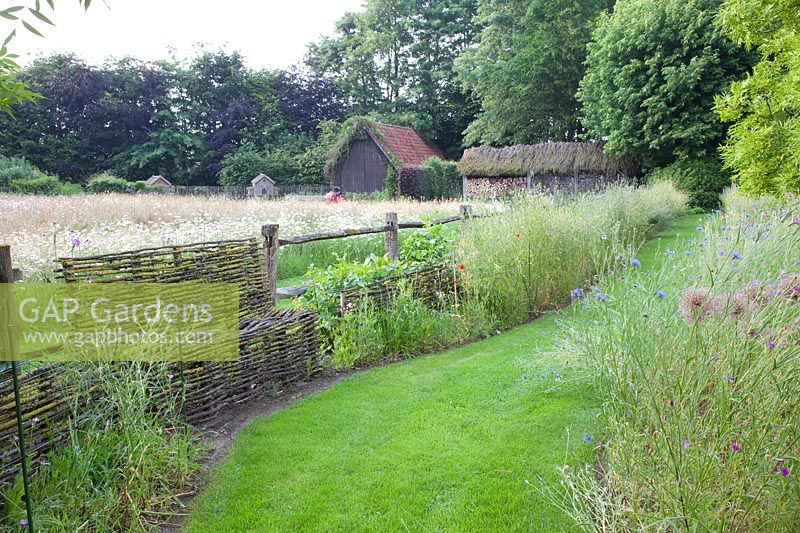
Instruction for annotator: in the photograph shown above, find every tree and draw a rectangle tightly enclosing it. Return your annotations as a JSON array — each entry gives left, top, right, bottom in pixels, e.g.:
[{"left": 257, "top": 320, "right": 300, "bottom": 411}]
[
  {"left": 578, "top": 0, "right": 753, "bottom": 170},
  {"left": 457, "top": 0, "right": 612, "bottom": 146},
  {"left": 306, "top": 0, "right": 479, "bottom": 157},
  {"left": 218, "top": 144, "right": 271, "bottom": 186},
  {"left": 714, "top": 0, "right": 800, "bottom": 194},
  {"left": 0, "top": 1, "right": 93, "bottom": 114}
]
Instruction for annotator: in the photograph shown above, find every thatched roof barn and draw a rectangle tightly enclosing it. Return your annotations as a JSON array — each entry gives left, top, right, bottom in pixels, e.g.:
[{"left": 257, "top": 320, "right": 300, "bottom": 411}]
[{"left": 457, "top": 142, "right": 638, "bottom": 197}]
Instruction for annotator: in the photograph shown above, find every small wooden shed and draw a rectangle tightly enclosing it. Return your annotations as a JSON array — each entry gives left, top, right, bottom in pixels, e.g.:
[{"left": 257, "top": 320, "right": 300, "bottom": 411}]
[
  {"left": 145, "top": 175, "right": 171, "bottom": 187},
  {"left": 326, "top": 121, "right": 444, "bottom": 194},
  {"left": 248, "top": 173, "right": 277, "bottom": 198}
]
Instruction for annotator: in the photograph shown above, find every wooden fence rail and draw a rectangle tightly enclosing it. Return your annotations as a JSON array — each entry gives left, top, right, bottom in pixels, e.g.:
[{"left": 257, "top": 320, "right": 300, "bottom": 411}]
[{"left": 271, "top": 204, "right": 480, "bottom": 302}]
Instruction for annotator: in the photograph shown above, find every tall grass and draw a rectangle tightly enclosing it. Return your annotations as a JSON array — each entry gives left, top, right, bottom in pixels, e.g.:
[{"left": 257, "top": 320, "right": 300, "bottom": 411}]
[
  {"left": 554, "top": 189, "right": 800, "bottom": 530},
  {"left": 328, "top": 183, "right": 688, "bottom": 367},
  {"left": 2, "top": 363, "right": 202, "bottom": 531},
  {"left": 459, "top": 183, "right": 688, "bottom": 328}
]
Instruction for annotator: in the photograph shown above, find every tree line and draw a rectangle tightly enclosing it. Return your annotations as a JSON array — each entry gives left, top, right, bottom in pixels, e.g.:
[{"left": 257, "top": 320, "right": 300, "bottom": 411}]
[{"left": 0, "top": 0, "right": 796, "bottom": 197}]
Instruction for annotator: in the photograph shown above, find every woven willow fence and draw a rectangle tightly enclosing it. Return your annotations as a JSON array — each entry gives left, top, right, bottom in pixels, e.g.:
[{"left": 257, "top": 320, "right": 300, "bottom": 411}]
[{"left": 0, "top": 238, "right": 321, "bottom": 486}]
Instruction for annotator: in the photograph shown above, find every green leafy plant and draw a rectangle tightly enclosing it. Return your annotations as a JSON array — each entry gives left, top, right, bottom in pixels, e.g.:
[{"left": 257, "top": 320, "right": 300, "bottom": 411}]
[
  {"left": 419, "top": 157, "right": 459, "bottom": 200},
  {"left": 10, "top": 174, "right": 82, "bottom": 195},
  {"left": 87, "top": 172, "right": 133, "bottom": 193},
  {"left": 646, "top": 156, "right": 731, "bottom": 210}
]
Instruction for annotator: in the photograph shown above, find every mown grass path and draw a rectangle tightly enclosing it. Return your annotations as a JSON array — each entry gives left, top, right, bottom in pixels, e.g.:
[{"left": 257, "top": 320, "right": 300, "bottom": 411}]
[{"left": 183, "top": 214, "right": 704, "bottom": 533}]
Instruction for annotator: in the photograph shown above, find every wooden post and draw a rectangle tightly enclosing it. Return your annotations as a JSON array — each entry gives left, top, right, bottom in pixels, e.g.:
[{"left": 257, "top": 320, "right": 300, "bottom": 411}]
[
  {"left": 462, "top": 175, "right": 468, "bottom": 201},
  {"left": 262, "top": 224, "right": 280, "bottom": 306},
  {"left": 459, "top": 204, "right": 472, "bottom": 232},
  {"left": 0, "top": 245, "right": 34, "bottom": 533},
  {"left": 384, "top": 212, "right": 399, "bottom": 261}
]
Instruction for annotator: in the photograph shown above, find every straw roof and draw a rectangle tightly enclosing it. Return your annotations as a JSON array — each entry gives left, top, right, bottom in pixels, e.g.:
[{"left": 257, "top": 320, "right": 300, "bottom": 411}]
[{"left": 457, "top": 142, "right": 639, "bottom": 178}]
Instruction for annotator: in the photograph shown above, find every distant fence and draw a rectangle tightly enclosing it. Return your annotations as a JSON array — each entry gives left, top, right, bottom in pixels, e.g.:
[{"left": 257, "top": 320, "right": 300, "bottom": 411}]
[
  {"left": 0, "top": 184, "right": 330, "bottom": 198},
  {"left": 0, "top": 204, "right": 485, "bottom": 490}
]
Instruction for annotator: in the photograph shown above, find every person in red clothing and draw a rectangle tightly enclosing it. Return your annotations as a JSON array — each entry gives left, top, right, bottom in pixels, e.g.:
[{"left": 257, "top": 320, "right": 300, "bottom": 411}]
[{"left": 324, "top": 186, "right": 345, "bottom": 203}]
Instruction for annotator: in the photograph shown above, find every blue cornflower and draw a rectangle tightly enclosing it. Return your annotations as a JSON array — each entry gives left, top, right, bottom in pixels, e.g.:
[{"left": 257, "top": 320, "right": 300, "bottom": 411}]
[
  {"left": 731, "top": 252, "right": 742, "bottom": 260},
  {"left": 582, "top": 433, "right": 594, "bottom": 444},
  {"left": 570, "top": 288, "right": 583, "bottom": 298},
  {"left": 666, "top": 249, "right": 676, "bottom": 257},
  {"left": 696, "top": 226, "right": 704, "bottom": 232},
  {"left": 717, "top": 249, "right": 726, "bottom": 257},
  {"left": 595, "top": 292, "right": 606, "bottom": 301},
  {"left": 685, "top": 251, "right": 692, "bottom": 257},
  {"left": 656, "top": 290, "right": 666, "bottom": 299},
  {"left": 725, "top": 375, "right": 735, "bottom": 384},
  {"left": 630, "top": 258, "right": 641, "bottom": 267}
]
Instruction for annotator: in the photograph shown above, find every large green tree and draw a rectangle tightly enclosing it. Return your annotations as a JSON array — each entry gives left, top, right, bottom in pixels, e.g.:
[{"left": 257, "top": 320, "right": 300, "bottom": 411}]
[
  {"left": 578, "top": 0, "right": 753, "bottom": 169},
  {"left": 714, "top": 0, "right": 800, "bottom": 194},
  {"left": 457, "top": 0, "right": 613, "bottom": 146},
  {"left": 306, "top": 0, "right": 479, "bottom": 157}
]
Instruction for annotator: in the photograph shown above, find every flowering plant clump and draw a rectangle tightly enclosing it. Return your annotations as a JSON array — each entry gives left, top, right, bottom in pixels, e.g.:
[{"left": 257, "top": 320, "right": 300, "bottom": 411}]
[{"left": 555, "top": 189, "right": 800, "bottom": 530}]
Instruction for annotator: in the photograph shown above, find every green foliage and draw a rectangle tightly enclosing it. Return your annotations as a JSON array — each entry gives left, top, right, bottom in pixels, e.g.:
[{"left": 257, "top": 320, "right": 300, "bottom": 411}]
[
  {"left": 306, "top": 0, "right": 479, "bottom": 158},
  {"left": 399, "top": 223, "right": 456, "bottom": 268},
  {"left": 10, "top": 174, "right": 81, "bottom": 195},
  {"left": 218, "top": 144, "right": 270, "bottom": 186},
  {"left": 457, "top": 0, "right": 613, "bottom": 145},
  {"left": 2, "top": 363, "right": 202, "bottom": 530},
  {"left": 87, "top": 172, "right": 132, "bottom": 193},
  {"left": 578, "top": 0, "right": 754, "bottom": 169},
  {"left": 714, "top": 0, "right": 800, "bottom": 195},
  {"left": 557, "top": 193, "right": 800, "bottom": 529},
  {"left": 419, "top": 157, "right": 459, "bottom": 199},
  {"left": 0, "top": 154, "right": 42, "bottom": 186},
  {"left": 647, "top": 157, "right": 731, "bottom": 210}
]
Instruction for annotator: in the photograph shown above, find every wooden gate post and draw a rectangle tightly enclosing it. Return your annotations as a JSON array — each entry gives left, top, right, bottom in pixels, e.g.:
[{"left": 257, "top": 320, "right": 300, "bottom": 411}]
[
  {"left": 262, "top": 224, "right": 280, "bottom": 306},
  {"left": 384, "top": 212, "right": 399, "bottom": 261}
]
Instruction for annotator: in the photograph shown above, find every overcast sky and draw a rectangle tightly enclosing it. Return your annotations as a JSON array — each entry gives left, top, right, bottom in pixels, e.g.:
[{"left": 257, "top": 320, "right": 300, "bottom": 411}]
[{"left": 10, "top": 0, "right": 364, "bottom": 69}]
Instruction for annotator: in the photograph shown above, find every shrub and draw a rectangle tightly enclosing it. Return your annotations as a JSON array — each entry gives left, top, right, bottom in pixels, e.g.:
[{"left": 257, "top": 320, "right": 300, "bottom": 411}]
[
  {"left": 10, "top": 175, "right": 82, "bottom": 195},
  {"left": 218, "top": 144, "right": 271, "bottom": 186},
  {"left": 0, "top": 156, "right": 43, "bottom": 187},
  {"left": 87, "top": 172, "right": 133, "bottom": 193},
  {"left": 646, "top": 157, "right": 731, "bottom": 210},
  {"left": 419, "top": 157, "right": 459, "bottom": 200}
]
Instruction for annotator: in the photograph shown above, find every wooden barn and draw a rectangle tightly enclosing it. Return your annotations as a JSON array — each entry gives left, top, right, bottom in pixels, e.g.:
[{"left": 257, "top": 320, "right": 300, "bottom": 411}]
[
  {"left": 457, "top": 142, "right": 640, "bottom": 198},
  {"left": 326, "top": 121, "right": 444, "bottom": 194}
]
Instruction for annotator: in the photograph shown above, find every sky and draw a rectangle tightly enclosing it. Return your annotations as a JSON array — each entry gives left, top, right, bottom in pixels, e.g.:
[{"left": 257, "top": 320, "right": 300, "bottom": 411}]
[{"left": 9, "top": 0, "right": 364, "bottom": 69}]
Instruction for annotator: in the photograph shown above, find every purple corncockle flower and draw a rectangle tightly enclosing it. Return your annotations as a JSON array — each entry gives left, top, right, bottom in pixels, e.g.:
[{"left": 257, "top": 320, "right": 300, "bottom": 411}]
[
  {"left": 731, "top": 441, "right": 741, "bottom": 453},
  {"left": 656, "top": 290, "right": 666, "bottom": 299},
  {"left": 792, "top": 215, "right": 800, "bottom": 226},
  {"left": 768, "top": 342, "right": 777, "bottom": 349},
  {"left": 582, "top": 433, "right": 594, "bottom": 444},
  {"left": 731, "top": 252, "right": 742, "bottom": 260},
  {"left": 20, "top": 518, "right": 28, "bottom": 526},
  {"left": 70, "top": 235, "right": 81, "bottom": 248},
  {"left": 780, "top": 467, "right": 790, "bottom": 477},
  {"left": 682, "top": 439, "right": 690, "bottom": 450},
  {"left": 630, "top": 258, "right": 641, "bottom": 267},
  {"left": 571, "top": 288, "right": 583, "bottom": 298}
]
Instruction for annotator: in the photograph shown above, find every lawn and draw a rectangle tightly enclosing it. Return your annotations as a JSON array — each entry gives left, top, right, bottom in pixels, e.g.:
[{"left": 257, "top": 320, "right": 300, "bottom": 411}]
[{"left": 182, "top": 213, "right": 704, "bottom": 532}]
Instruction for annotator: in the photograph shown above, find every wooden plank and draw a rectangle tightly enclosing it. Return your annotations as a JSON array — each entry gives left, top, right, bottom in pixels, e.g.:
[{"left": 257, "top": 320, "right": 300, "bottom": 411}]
[
  {"left": 276, "top": 285, "right": 309, "bottom": 301},
  {"left": 262, "top": 224, "right": 280, "bottom": 306},
  {"left": 279, "top": 225, "right": 388, "bottom": 246},
  {"left": 384, "top": 212, "right": 398, "bottom": 261}
]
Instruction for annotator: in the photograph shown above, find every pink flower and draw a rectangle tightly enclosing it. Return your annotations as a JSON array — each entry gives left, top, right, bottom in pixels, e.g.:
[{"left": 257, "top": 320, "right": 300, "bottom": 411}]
[
  {"left": 731, "top": 441, "right": 740, "bottom": 453},
  {"left": 781, "top": 467, "right": 790, "bottom": 477}
]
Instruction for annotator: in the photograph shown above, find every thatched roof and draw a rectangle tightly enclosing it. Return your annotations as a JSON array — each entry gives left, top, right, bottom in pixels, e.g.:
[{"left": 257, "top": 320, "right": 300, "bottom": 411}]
[{"left": 457, "top": 142, "right": 639, "bottom": 178}]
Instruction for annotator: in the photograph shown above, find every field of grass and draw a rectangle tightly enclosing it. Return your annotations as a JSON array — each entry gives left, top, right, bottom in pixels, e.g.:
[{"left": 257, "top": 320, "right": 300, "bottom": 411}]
[
  {"left": 182, "top": 213, "right": 702, "bottom": 532},
  {"left": 0, "top": 193, "right": 486, "bottom": 281}
]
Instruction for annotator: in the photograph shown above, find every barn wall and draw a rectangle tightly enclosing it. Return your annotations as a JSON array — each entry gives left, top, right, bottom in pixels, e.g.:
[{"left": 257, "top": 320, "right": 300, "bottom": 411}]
[{"left": 333, "top": 139, "right": 389, "bottom": 193}]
